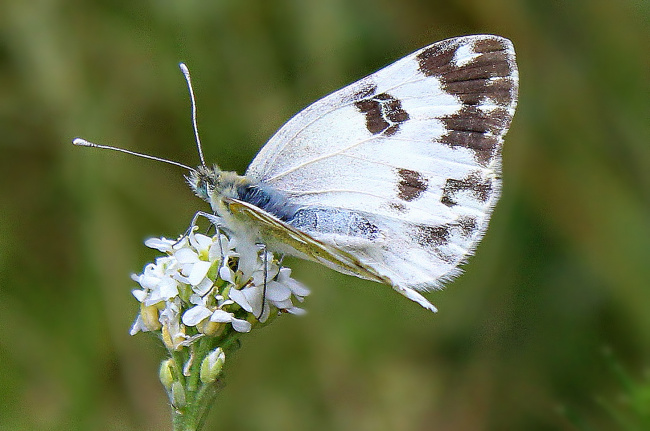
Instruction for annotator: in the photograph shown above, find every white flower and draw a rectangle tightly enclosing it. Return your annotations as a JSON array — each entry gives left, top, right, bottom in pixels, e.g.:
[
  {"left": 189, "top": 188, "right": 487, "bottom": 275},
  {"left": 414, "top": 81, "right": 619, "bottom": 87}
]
[
  {"left": 129, "top": 314, "right": 148, "bottom": 336},
  {"left": 183, "top": 296, "right": 252, "bottom": 333},
  {"left": 273, "top": 267, "right": 310, "bottom": 314},
  {"left": 144, "top": 237, "right": 176, "bottom": 253},
  {"left": 210, "top": 309, "right": 251, "bottom": 333},
  {"left": 131, "top": 257, "right": 181, "bottom": 307},
  {"left": 229, "top": 265, "right": 310, "bottom": 321},
  {"left": 130, "top": 225, "right": 310, "bottom": 347},
  {"left": 182, "top": 305, "right": 213, "bottom": 326},
  {"left": 174, "top": 247, "right": 210, "bottom": 285}
]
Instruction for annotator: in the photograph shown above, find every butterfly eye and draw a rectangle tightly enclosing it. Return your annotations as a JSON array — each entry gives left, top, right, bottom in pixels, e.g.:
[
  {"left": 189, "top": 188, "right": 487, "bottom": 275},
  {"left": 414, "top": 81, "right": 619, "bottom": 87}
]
[
  {"left": 190, "top": 167, "right": 218, "bottom": 201},
  {"left": 198, "top": 179, "right": 215, "bottom": 201},
  {"left": 188, "top": 171, "right": 210, "bottom": 201},
  {"left": 196, "top": 183, "right": 208, "bottom": 199}
]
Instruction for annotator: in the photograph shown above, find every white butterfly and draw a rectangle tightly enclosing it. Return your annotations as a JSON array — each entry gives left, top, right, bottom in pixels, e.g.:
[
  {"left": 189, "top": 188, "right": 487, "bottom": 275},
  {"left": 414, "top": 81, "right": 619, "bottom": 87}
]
[{"left": 77, "top": 35, "right": 518, "bottom": 312}]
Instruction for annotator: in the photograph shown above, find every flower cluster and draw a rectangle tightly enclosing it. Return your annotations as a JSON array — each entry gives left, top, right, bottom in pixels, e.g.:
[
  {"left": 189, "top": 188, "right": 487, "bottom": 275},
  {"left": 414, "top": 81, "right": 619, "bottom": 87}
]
[
  {"left": 129, "top": 226, "right": 310, "bottom": 428},
  {"left": 130, "top": 227, "right": 310, "bottom": 350}
]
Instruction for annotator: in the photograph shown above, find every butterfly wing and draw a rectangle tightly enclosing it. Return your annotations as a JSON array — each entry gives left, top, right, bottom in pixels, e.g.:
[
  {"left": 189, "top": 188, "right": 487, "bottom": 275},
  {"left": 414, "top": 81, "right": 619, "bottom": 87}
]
[
  {"left": 223, "top": 197, "right": 437, "bottom": 311},
  {"left": 245, "top": 35, "right": 518, "bottom": 300}
]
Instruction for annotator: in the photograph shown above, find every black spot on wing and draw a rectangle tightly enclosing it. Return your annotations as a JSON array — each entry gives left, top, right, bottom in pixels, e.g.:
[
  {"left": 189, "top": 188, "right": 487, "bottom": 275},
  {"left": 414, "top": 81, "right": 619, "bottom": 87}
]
[
  {"left": 352, "top": 82, "right": 377, "bottom": 100},
  {"left": 416, "top": 36, "right": 517, "bottom": 107},
  {"left": 440, "top": 173, "right": 493, "bottom": 207},
  {"left": 389, "top": 202, "right": 407, "bottom": 213},
  {"left": 439, "top": 106, "right": 512, "bottom": 165},
  {"left": 416, "top": 44, "right": 456, "bottom": 77},
  {"left": 414, "top": 224, "right": 455, "bottom": 263},
  {"left": 457, "top": 216, "right": 479, "bottom": 237},
  {"left": 355, "top": 92, "right": 409, "bottom": 136},
  {"left": 418, "top": 224, "right": 451, "bottom": 247},
  {"left": 415, "top": 216, "right": 480, "bottom": 263},
  {"left": 396, "top": 168, "right": 428, "bottom": 202}
]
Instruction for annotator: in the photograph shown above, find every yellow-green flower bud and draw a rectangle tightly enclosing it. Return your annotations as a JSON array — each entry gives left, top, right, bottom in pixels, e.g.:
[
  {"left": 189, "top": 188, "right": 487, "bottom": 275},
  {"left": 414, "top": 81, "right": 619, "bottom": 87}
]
[
  {"left": 200, "top": 347, "right": 225, "bottom": 384},
  {"left": 159, "top": 359, "right": 175, "bottom": 390},
  {"left": 201, "top": 320, "right": 226, "bottom": 337},
  {"left": 162, "top": 323, "right": 187, "bottom": 351},
  {"left": 141, "top": 303, "right": 161, "bottom": 331}
]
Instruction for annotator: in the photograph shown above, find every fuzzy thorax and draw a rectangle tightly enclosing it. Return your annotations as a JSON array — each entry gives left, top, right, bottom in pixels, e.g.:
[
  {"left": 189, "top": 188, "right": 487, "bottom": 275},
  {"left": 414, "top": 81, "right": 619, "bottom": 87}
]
[{"left": 187, "top": 165, "right": 299, "bottom": 224}]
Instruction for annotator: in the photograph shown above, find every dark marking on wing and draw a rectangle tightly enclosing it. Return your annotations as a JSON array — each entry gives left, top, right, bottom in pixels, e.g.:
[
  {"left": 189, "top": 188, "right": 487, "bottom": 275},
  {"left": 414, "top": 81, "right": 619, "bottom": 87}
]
[
  {"left": 396, "top": 168, "right": 428, "bottom": 202},
  {"left": 439, "top": 106, "right": 511, "bottom": 165},
  {"left": 415, "top": 224, "right": 456, "bottom": 263},
  {"left": 352, "top": 82, "right": 377, "bottom": 101},
  {"left": 440, "top": 173, "right": 492, "bottom": 207},
  {"left": 416, "top": 37, "right": 516, "bottom": 106},
  {"left": 355, "top": 92, "right": 409, "bottom": 136},
  {"left": 389, "top": 202, "right": 407, "bottom": 213},
  {"left": 415, "top": 216, "right": 480, "bottom": 263},
  {"left": 418, "top": 224, "right": 451, "bottom": 247},
  {"left": 457, "top": 216, "right": 478, "bottom": 236}
]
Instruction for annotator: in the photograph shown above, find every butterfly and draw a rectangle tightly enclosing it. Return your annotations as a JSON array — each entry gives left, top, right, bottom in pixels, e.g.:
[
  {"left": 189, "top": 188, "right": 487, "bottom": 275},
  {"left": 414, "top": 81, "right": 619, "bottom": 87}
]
[{"left": 76, "top": 35, "right": 518, "bottom": 312}]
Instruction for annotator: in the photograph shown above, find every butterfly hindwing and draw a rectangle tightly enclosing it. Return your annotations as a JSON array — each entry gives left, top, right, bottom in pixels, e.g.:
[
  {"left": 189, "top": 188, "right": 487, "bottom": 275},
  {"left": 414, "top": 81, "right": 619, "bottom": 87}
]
[
  {"left": 223, "top": 197, "right": 387, "bottom": 282},
  {"left": 223, "top": 197, "right": 438, "bottom": 310}
]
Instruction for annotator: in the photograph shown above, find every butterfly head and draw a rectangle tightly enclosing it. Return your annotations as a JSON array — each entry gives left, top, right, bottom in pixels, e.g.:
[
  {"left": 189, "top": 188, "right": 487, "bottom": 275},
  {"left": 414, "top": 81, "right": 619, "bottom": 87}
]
[{"left": 187, "top": 165, "right": 244, "bottom": 205}]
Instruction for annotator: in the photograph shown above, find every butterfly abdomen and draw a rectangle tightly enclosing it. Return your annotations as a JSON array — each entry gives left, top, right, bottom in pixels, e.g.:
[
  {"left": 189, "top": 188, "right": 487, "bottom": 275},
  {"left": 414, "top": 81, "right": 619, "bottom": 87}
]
[
  {"left": 288, "top": 208, "right": 381, "bottom": 242},
  {"left": 235, "top": 179, "right": 382, "bottom": 244}
]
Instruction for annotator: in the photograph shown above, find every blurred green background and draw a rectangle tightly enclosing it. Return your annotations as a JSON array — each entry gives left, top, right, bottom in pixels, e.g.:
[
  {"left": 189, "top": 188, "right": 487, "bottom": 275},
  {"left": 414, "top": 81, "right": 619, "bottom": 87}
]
[{"left": 1, "top": 0, "right": 649, "bottom": 430}]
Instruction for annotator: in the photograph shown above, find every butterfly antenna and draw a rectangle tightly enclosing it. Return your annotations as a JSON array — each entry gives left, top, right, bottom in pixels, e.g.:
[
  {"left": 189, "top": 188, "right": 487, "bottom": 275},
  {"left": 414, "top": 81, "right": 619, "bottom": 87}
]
[
  {"left": 72, "top": 138, "right": 194, "bottom": 171},
  {"left": 179, "top": 63, "right": 206, "bottom": 167}
]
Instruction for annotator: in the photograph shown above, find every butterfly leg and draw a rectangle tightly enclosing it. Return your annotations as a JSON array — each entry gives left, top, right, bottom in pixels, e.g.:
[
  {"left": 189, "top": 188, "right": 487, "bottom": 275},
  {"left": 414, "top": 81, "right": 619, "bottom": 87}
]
[
  {"left": 190, "top": 211, "right": 233, "bottom": 276},
  {"left": 256, "top": 243, "right": 269, "bottom": 320},
  {"left": 174, "top": 211, "right": 223, "bottom": 247},
  {"left": 204, "top": 222, "right": 216, "bottom": 237},
  {"left": 191, "top": 210, "right": 223, "bottom": 230},
  {"left": 215, "top": 226, "right": 226, "bottom": 266}
]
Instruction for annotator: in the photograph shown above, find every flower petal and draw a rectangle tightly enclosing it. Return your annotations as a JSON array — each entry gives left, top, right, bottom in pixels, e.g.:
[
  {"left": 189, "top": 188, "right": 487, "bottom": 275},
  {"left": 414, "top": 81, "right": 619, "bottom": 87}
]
[
  {"left": 158, "top": 277, "right": 180, "bottom": 299},
  {"left": 145, "top": 237, "right": 175, "bottom": 253},
  {"left": 270, "top": 298, "right": 293, "bottom": 310},
  {"left": 231, "top": 318, "right": 252, "bottom": 333},
  {"left": 219, "top": 266, "right": 235, "bottom": 283},
  {"left": 138, "top": 274, "right": 160, "bottom": 290},
  {"left": 278, "top": 268, "right": 311, "bottom": 297},
  {"left": 182, "top": 306, "right": 212, "bottom": 326},
  {"left": 175, "top": 248, "right": 199, "bottom": 264},
  {"left": 193, "top": 277, "right": 213, "bottom": 296},
  {"left": 228, "top": 288, "right": 252, "bottom": 312},
  {"left": 266, "top": 281, "right": 291, "bottom": 301},
  {"left": 192, "top": 233, "right": 213, "bottom": 253},
  {"left": 189, "top": 293, "right": 203, "bottom": 305},
  {"left": 188, "top": 260, "right": 212, "bottom": 286},
  {"left": 131, "top": 289, "right": 147, "bottom": 302},
  {"left": 286, "top": 307, "right": 307, "bottom": 316},
  {"left": 210, "top": 309, "right": 234, "bottom": 323},
  {"left": 129, "top": 315, "right": 147, "bottom": 335}
]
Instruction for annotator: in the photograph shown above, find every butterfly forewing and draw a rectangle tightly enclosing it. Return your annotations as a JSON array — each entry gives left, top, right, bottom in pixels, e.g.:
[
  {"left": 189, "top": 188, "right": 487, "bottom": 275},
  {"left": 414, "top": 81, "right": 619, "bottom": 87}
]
[{"left": 245, "top": 35, "right": 518, "bottom": 295}]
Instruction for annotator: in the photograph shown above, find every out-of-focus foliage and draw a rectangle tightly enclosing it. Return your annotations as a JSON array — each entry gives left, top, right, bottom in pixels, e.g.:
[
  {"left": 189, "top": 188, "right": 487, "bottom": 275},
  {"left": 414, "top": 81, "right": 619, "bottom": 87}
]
[{"left": 0, "top": 1, "right": 648, "bottom": 430}]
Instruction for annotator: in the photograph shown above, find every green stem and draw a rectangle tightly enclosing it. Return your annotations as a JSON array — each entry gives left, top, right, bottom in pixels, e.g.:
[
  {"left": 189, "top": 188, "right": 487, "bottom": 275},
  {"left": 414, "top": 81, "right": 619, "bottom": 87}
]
[
  {"left": 170, "top": 374, "right": 223, "bottom": 431},
  {"left": 170, "top": 335, "right": 233, "bottom": 431}
]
